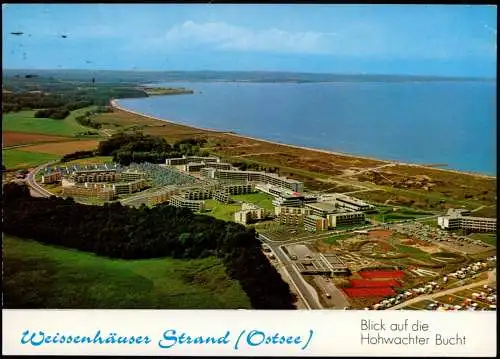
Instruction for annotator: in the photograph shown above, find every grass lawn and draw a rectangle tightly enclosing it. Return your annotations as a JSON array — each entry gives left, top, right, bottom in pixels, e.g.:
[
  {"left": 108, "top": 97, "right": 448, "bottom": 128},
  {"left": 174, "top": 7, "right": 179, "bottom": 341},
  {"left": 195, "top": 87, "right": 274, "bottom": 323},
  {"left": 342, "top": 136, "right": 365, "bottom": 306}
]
[
  {"left": 233, "top": 192, "right": 275, "bottom": 211},
  {"left": 325, "top": 233, "right": 352, "bottom": 244},
  {"left": 2, "top": 235, "right": 251, "bottom": 309},
  {"left": 203, "top": 199, "right": 241, "bottom": 222},
  {"left": 2, "top": 149, "right": 60, "bottom": 170},
  {"left": 395, "top": 244, "right": 431, "bottom": 260},
  {"left": 2, "top": 107, "right": 95, "bottom": 137}
]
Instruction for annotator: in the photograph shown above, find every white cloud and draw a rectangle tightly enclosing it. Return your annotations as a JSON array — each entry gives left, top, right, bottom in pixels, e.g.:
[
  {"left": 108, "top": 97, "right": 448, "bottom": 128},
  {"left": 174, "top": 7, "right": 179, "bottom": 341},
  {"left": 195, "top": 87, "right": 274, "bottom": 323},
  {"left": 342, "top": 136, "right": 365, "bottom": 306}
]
[
  {"left": 125, "top": 20, "right": 496, "bottom": 60},
  {"left": 159, "top": 21, "right": 337, "bottom": 54}
]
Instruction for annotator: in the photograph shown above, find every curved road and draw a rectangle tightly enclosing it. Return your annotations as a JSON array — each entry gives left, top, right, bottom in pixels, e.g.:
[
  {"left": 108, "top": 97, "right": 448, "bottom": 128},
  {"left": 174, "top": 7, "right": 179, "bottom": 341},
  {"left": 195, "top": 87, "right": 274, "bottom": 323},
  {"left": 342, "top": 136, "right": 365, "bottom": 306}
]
[
  {"left": 26, "top": 162, "right": 58, "bottom": 198},
  {"left": 259, "top": 233, "right": 322, "bottom": 309}
]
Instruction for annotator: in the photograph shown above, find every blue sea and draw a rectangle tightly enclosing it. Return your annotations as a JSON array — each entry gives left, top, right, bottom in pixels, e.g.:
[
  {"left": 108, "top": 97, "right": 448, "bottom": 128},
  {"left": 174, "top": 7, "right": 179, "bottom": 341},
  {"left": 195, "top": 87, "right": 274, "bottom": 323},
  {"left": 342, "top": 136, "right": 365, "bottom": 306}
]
[{"left": 117, "top": 81, "right": 496, "bottom": 175}]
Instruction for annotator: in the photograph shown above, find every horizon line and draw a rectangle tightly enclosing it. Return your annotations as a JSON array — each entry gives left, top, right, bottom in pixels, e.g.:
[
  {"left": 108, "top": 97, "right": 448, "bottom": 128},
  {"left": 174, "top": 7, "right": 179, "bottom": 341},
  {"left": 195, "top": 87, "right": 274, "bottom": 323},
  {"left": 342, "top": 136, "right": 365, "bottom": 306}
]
[{"left": 2, "top": 68, "right": 496, "bottom": 81}]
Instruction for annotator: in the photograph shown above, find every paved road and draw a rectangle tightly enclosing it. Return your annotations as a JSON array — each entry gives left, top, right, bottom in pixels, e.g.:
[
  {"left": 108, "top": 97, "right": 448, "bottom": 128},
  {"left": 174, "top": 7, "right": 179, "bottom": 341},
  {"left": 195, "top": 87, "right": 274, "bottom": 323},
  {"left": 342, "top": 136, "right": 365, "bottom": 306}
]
[
  {"left": 391, "top": 271, "right": 496, "bottom": 310},
  {"left": 259, "top": 233, "right": 322, "bottom": 309},
  {"left": 26, "top": 162, "right": 57, "bottom": 198}
]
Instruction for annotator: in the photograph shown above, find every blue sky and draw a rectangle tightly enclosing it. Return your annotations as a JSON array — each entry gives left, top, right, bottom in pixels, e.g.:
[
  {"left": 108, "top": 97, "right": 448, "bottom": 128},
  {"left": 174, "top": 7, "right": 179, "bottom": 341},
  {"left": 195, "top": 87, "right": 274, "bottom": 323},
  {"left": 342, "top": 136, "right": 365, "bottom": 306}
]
[{"left": 2, "top": 4, "right": 497, "bottom": 77}]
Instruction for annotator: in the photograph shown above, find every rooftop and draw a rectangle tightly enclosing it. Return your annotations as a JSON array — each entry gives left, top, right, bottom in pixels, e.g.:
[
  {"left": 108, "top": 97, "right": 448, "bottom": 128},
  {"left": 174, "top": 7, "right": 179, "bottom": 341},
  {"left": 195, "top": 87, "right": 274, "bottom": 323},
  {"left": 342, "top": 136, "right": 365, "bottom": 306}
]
[{"left": 305, "top": 201, "right": 337, "bottom": 212}]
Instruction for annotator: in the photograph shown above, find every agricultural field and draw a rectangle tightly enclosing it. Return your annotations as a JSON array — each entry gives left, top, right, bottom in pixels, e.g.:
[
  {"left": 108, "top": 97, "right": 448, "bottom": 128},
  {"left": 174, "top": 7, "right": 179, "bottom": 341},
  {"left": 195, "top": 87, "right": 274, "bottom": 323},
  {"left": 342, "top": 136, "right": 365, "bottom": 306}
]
[
  {"left": 2, "top": 148, "right": 60, "bottom": 170},
  {"left": 2, "top": 107, "right": 96, "bottom": 137},
  {"left": 20, "top": 140, "right": 100, "bottom": 155},
  {"left": 3, "top": 235, "right": 251, "bottom": 309},
  {"left": 232, "top": 192, "right": 275, "bottom": 211},
  {"left": 3, "top": 131, "right": 70, "bottom": 147},
  {"left": 203, "top": 199, "right": 241, "bottom": 222}
]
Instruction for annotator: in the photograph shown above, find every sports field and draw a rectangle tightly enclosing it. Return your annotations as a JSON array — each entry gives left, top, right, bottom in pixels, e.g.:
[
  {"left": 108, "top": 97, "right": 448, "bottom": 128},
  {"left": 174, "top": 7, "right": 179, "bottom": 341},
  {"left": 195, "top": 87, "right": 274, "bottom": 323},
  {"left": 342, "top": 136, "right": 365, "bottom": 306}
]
[{"left": 3, "top": 235, "right": 251, "bottom": 309}]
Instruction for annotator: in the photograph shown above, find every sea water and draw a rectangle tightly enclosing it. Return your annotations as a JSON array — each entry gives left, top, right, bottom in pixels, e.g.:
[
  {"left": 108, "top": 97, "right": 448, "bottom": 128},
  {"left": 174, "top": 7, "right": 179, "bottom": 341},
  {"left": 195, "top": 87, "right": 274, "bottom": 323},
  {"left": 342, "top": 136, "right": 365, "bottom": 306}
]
[{"left": 117, "top": 81, "right": 496, "bottom": 175}]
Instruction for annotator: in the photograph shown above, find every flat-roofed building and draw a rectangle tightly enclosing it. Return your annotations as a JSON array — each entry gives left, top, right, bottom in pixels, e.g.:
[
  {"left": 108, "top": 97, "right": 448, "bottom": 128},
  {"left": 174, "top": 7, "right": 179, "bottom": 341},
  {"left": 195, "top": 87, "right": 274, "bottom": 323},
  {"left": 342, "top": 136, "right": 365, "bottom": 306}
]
[
  {"left": 120, "top": 170, "right": 147, "bottom": 182},
  {"left": 62, "top": 178, "right": 76, "bottom": 188},
  {"left": 272, "top": 196, "right": 303, "bottom": 207},
  {"left": 181, "top": 189, "right": 213, "bottom": 201},
  {"left": 213, "top": 190, "right": 232, "bottom": 203},
  {"left": 183, "top": 162, "right": 208, "bottom": 173},
  {"left": 276, "top": 213, "right": 307, "bottom": 225},
  {"left": 212, "top": 169, "right": 304, "bottom": 192},
  {"left": 41, "top": 171, "right": 61, "bottom": 184},
  {"left": 222, "top": 183, "right": 253, "bottom": 195},
  {"left": 305, "top": 202, "right": 337, "bottom": 217},
  {"left": 438, "top": 211, "right": 496, "bottom": 232},
  {"left": 234, "top": 204, "right": 263, "bottom": 225},
  {"left": 274, "top": 206, "right": 312, "bottom": 216},
  {"left": 112, "top": 179, "right": 147, "bottom": 195},
  {"left": 327, "top": 211, "right": 365, "bottom": 228},
  {"left": 169, "top": 194, "right": 206, "bottom": 212},
  {"left": 62, "top": 185, "right": 116, "bottom": 201},
  {"left": 69, "top": 169, "right": 118, "bottom": 183},
  {"left": 200, "top": 167, "right": 217, "bottom": 179},
  {"left": 304, "top": 215, "right": 328, "bottom": 232},
  {"left": 147, "top": 186, "right": 178, "bottom": 206},
  {"left": 334, "top": 194, "right": 374, "bottom": 212},
  {"left": 165, "top": 155, "right": 219, "bottom": 166}
]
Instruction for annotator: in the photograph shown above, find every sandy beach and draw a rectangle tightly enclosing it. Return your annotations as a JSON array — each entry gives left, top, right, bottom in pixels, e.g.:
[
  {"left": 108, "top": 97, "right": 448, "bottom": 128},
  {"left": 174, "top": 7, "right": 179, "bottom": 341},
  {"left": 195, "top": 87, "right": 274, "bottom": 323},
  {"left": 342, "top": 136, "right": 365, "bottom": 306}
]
[{"left": 110, "top": 99, "right": 495, "bottom": 179}]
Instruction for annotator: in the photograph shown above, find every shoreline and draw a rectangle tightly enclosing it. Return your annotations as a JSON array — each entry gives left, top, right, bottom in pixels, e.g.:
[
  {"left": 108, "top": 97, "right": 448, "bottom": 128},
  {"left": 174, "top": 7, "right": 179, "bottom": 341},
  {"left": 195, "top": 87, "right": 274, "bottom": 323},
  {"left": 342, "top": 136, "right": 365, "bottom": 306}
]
[{"left": 110, "top": 99, "right": 496, "bottom": 180}]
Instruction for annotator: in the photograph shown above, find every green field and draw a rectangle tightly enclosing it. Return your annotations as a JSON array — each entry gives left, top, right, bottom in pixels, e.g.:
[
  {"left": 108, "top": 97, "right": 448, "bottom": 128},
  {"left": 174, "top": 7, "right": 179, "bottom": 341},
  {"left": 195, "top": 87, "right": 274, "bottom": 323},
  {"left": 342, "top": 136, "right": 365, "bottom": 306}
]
[
  {"left": 3, "top": 235, "right": 251, "bottom": 309},
  {"left": 2, "top": 107, "right": 95, "bottom": 137},
  {"left": 2, "top": 149, "right": 60, "bottom": 169},
  {"left": 203, "top": 199, "right": 241, "bottom": 222},
  {"left": 369, "top": 205, "right": 433, "bottom": 223},
  {"left": 395, "top": 244, "right": 431, "bottom": 260},
  {"left": 233, "top": 192, "right": 275, "bottom": 211},
  {"left": 325, "top": 233, "right": 352, "bottom": 244}
]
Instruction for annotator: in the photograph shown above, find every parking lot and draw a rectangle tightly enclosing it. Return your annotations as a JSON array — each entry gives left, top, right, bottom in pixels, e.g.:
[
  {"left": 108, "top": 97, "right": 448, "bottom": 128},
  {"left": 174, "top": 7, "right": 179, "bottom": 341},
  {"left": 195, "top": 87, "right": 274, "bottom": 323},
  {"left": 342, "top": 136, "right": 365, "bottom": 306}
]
[{"left": 391, "top": 222, "right": 493, "bottom": 254}]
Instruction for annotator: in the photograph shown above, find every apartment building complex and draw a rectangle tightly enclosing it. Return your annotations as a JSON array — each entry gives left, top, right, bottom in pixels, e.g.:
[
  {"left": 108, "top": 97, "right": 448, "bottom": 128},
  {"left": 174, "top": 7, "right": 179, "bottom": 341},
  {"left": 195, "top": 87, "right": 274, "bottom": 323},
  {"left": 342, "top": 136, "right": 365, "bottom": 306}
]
[
  {"left": 165, "top": 155, "right": 220, "bottom": 166},
  {"left": 69, "top": 169, "right": 118, "bottom": 183},
  {"left": 183, "top": 161, "right": 233, "bottom": 173},
  {"left": 201, "top": 168, "right": 304, "bottom": 192},
  {"left": 234, "top": 203, "right": 263, "bottom": 225},
  {"left": 120, "top": 170, "right": 147, "bottom": 182},
  {"left": 274, "top": 206, "right": 312, "bottom": 225},
  {"left": 62, "top": 186, "right": 116, "bottom": 201},
  {"left": 327, "top": 211, "right": 366, "bottom": 228},
  {"left": 304, "top": 215, "right": 329, "bottom": 232},
  {"left": 305, "top": 202, "right": 337, "bottom": 217},
  {"left": 213, "top": 190, "right": 232, "bottom": 204},
  {"left": 169, "top": 195, "right": 206, "bottom": 212},
  {"left": 113, "top": 179, "right": 147, "bottom": 195},
  {"left": 334, "top": 194, "right": 374, "bottom": 212},
  {"left": 438, "top": 211, "right": 497, "bottom": 232},
  {"left": 41, "top": 171, "right": 62, "bottom": 184}
]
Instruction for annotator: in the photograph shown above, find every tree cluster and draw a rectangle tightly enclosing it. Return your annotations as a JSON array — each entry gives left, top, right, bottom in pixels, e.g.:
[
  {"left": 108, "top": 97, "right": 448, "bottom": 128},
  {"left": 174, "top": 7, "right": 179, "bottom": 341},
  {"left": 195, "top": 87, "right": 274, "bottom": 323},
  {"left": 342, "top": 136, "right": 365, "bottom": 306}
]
[
  {"left": 2, "top": 183, "right": 295, "bottom": 309},
  {"left": 34, "top": 107, "right": 71, "bottom": 120},
  {"left": 61, "top": 150, "right": 96, "bottom": 162},
  {"left": 232, "top": 161, "right": 279, "bottom": 173},
  {"left": 97, "top": 133, "right": 209, "bottom": 166}
]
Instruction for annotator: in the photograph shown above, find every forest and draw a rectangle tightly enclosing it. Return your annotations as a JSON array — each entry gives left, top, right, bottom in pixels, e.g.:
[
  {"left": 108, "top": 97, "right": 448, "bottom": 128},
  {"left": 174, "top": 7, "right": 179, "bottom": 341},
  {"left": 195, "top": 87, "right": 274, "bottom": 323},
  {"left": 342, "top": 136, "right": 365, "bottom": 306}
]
[
  {"left": 97, "top": 133, "right": 209, "bottom": 165},
  {"left": 2, "top": 182, "right": 295, "bottom": 309}
]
